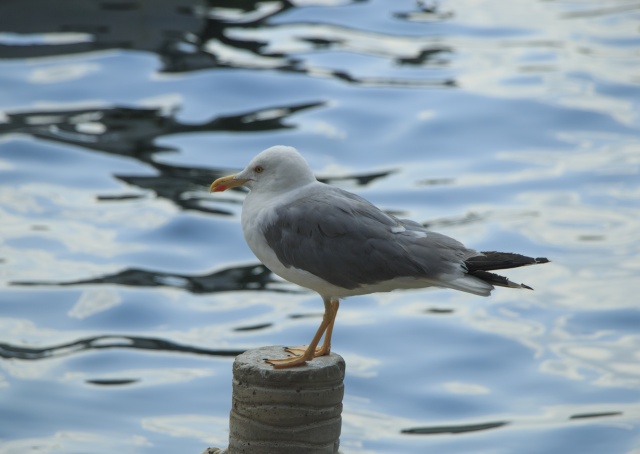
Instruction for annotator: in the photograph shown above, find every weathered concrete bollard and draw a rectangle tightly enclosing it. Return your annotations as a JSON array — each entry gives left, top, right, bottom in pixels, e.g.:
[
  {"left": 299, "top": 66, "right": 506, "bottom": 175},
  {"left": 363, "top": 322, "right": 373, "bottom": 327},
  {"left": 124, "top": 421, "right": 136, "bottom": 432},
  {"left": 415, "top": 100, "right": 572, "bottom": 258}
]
[{"left": 203, "top": 346, "right": 345, "bottom": 454}]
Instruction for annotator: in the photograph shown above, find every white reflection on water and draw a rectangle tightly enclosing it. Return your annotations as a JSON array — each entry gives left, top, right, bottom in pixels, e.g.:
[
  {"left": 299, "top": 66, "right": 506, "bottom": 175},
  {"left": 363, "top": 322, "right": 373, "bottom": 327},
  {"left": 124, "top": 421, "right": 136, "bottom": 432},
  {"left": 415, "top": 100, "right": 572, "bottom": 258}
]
[
  {"left": 342, "top": 353, "right": 381, "bottom": 379},
  {"left": 457, "top": 132, "right": 640, "bottom": 188},
  {"left": 468, "top": 280, "right": 640, "bottom": 389},
  {"left": 227, "top": 23, "right": 443, "bottom": 60},
  {"left": 204, "top": 39, "right": 288, "bottom": 68},
  {"left": 141, "top": 415, "right": 229, "bottom": 446},
  {"left": 544, "top": 333, "right": 640, "bottom": 389},
  {"left": 0, "top": 32, "right": 93, "bottom": 46},
  {"left": 442, "top": 381, "right": 491, "bottom": 395},
  {"left": 0, "top": 432, "right": 152, "bottom": 454},
  {"left": 307, "top": 120, "right": 349, "bottom": 139},
  {"left": 0, "top": 182, "right": 172, "bottom": 283},
  {"left": 209, "top": 1, "right": 283, "bottom": 22},
  {"left": 452, "top": 130, "right": 640, "bottom": 389},
  {"left": 0, "top": 318, "right": 61, "bottom": 348},
  {"left": 517, "top": 194, "right": 638, "bottom": 250},
  {"left": 68, "top": 288, "right": 122, "bottom": 319},
  {"left": 451, "top": 0, "right": 640, "bottom": 125},
  {"left": 341, "top": 397, "right": 416, "bottom": 452},
  {"left": 29, "top": 62, "right": 101, "bottom": 84}
]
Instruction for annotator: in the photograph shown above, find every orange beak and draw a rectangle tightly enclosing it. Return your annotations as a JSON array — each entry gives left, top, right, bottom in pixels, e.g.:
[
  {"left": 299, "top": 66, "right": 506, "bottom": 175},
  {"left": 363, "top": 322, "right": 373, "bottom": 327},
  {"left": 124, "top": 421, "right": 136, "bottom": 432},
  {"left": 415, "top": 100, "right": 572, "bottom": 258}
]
[{"left": 209, "top": 174, "right": 249, "bottom": 193}]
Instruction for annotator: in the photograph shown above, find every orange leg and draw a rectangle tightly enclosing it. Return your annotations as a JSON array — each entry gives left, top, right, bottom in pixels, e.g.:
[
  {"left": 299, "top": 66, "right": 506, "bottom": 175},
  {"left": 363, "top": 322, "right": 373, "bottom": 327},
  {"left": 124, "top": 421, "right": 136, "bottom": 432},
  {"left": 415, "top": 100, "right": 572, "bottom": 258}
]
[
  {"left": 312, "top": 299, "right": 339, "bottom": 357},
  {"left": 285, "top": 299, "right": 339, "bottom": 357},
  {"left": 266, "top": 297, "right": 339, "bottom": 369}
]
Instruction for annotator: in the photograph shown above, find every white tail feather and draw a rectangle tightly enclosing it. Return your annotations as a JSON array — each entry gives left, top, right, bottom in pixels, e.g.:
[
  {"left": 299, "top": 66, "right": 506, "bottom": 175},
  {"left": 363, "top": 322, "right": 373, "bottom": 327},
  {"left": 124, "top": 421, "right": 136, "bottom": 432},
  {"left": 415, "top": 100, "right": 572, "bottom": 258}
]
[{"left": 442, "top": 275, "right": 494, "bottom": 297}]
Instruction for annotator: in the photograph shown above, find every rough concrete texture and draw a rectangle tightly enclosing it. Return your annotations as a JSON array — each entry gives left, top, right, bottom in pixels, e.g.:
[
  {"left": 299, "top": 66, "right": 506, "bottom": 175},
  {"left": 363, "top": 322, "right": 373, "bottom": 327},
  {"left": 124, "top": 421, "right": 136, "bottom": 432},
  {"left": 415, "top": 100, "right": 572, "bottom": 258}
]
[{"left": 221, "top": 346, "right": 346, "bottom": 454}]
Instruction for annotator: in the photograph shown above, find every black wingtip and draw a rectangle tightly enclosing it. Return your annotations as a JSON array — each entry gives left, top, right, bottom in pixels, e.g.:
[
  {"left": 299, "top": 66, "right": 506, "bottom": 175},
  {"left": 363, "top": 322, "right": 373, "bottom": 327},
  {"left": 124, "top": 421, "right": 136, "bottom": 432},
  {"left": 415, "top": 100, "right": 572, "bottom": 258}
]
[
  {"left": 521, "top": 283, "right": 534, "bottom": 290},
  {"left": 467, "top": 252, "right": 550, "bottom": 272}
]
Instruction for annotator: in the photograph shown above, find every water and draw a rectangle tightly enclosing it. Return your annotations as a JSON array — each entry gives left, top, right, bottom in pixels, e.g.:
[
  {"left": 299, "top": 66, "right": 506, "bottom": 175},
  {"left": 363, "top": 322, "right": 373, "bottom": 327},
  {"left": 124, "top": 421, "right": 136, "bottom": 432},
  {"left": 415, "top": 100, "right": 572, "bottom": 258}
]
[{"left": 1, "top": 0, "right": 639, "bottom": 453}]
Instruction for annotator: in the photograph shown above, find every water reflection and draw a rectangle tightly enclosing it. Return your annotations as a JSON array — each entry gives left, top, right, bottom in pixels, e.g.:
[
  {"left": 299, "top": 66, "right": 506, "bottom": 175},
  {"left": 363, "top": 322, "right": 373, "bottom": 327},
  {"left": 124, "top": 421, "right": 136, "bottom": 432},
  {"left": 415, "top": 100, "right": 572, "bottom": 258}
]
[
  {"left": 393, "top": 1, "right": 454, "bottom": 22},
  {"left": 400, "top": 410, "right": 626, "bottom": 436},
  {"left": 12, "top": 263, "right": 288, "bottom": 294},
  {"left": 0, "top": 0, "right": 455, "bottom": 86},
  {"left": 560, "top": 3, "right": 640, "bottom": 19},
  {"left": 2, "top": 102, "right": 324, "bottom": 161},
  {"left": 1, "top": 101, "right": 323, "bottom": 214},
  {"left": 320, "top": 169, "right": 395, "bottom": 188},
  {"left": 0, "top": 432, "right": 155, "bottom": 454},
  {"left": 1, "top": 99, "right": 394, "bottom": 216},
  {"left": 0, "top": 334, "right": 244, "bottom": 361},
  {"left": 86, "top": 378, "right": 139, "bottom": 386},
  {"left": 0, "top": 0, "right": 206, "bottom": 61},
  {"left": 402, "top": 420, "right": 509, "bottom": 435}
]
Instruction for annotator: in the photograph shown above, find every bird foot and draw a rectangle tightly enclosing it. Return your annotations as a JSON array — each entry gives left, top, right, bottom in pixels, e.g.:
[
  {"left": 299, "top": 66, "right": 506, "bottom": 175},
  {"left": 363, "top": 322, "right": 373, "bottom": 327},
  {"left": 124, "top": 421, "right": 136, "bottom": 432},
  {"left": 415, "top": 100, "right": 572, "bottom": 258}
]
[
  {"left": 265, "top": 354, "right": 310, "bottom": 369},
  {"left": 285, "top": 344, "right": 330, "bottom": 357},
  {"left": 265, "top": 344, "right": 330, "bottom": 369}
]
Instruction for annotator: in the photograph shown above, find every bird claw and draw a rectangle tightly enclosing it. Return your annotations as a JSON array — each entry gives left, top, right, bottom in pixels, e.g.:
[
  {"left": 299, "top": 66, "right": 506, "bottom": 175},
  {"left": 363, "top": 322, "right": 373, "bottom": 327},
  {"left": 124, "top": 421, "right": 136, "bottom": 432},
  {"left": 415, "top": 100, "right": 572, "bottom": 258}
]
[
  {"left": 265, "top": 351, "right": 310, "bottom": 369},
  {"left": 264, "top": 344, "right": 331, "bottom": 369},
  {"left": 286, "top": 344, "right": 330, "bottom": 357},
  {"left": 284, "top": 345, "right": 310, "bottom": 356}
]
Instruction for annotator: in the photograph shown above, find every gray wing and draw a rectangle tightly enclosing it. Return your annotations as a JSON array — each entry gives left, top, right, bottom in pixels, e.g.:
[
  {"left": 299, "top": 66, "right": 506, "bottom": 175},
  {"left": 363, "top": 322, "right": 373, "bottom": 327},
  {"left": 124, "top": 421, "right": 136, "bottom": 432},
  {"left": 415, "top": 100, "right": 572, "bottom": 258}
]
[{"left": 261, "top": 185, "right": 477, "bottom": 290}]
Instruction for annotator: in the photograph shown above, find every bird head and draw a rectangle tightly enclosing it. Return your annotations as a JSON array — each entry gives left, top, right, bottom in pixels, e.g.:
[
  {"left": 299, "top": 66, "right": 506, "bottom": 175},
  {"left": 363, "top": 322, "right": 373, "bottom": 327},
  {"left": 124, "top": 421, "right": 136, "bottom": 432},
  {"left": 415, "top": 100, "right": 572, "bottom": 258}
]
[{"left": 209, "top": 145, "right": 316, "bottom": 194}]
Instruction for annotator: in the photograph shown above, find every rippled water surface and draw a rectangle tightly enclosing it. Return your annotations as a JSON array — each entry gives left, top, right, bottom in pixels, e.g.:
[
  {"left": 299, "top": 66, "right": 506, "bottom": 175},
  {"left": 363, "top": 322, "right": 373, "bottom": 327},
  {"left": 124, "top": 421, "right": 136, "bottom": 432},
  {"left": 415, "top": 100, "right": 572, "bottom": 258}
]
[{"left": 1, "top": 1, "right": 640, "bottom": 453}]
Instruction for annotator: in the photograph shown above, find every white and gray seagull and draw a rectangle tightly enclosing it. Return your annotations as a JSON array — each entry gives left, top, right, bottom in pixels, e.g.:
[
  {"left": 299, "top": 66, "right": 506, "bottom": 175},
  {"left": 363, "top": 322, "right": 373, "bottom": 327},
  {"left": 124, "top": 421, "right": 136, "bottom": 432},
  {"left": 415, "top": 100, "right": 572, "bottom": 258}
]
[{"left": 210, "top": 145, "right": 549, "bottom": 368}]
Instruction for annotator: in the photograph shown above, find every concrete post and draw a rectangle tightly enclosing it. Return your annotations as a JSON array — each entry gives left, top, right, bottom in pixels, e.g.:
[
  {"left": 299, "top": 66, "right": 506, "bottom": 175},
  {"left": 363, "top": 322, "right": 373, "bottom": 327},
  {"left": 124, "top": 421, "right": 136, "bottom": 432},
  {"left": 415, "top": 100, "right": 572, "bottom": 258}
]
[{"left": 203, "top": 346, "right": 345, "bottom": 454}]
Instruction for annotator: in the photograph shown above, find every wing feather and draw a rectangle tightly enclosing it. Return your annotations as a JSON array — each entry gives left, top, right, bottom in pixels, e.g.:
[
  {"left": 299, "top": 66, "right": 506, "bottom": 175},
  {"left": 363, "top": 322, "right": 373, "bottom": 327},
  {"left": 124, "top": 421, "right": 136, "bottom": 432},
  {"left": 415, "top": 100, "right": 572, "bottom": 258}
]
[{"left": 261, "top": 185, "right": 476, "bottom": 290}]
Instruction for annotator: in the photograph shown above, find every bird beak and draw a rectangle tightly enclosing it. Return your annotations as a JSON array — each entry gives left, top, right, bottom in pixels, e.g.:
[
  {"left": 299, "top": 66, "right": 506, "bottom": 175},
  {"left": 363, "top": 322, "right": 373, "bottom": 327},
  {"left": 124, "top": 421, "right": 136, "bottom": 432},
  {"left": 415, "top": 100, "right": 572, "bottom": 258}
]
[{"left": 209, "top": 174, "right": 249, "bottom": 192}]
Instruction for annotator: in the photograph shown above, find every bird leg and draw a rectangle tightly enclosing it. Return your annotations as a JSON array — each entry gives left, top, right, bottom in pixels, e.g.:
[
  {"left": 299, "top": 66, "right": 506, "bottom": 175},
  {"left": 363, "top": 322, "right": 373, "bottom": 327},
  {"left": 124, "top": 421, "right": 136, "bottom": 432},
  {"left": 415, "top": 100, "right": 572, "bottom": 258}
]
[
  {"left": 312, "top": 299, "right": 339, "bottom": 357},
  {"left": 266, "top": 297, "right": 338, "bottom": 369},
  {"left": 284, "top": 299, "right": 340, "bottom": 357}
]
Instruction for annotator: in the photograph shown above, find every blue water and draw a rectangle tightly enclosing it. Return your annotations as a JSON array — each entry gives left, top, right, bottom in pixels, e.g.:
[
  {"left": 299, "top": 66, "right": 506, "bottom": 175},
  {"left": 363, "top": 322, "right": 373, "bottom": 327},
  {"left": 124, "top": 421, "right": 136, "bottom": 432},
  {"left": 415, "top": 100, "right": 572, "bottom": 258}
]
[{"left": 1, "top": 1, "right": 640, "bottom": 453}]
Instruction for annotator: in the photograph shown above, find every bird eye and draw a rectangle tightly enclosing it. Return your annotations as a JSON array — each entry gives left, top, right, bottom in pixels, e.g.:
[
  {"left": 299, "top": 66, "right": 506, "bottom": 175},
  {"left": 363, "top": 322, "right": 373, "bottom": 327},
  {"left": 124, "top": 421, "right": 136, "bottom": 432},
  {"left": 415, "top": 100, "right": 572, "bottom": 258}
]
[{"left": 254, "top": 165, "right": 264, "bottom": 173}]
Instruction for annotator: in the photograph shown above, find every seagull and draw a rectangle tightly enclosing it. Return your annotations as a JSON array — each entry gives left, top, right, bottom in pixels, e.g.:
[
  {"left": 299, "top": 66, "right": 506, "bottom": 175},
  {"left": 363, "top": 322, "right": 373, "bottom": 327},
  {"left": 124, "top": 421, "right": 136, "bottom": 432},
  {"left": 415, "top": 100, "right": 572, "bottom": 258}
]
[{"left": 210, "top": 145, "right": 549, "bottom": 368}]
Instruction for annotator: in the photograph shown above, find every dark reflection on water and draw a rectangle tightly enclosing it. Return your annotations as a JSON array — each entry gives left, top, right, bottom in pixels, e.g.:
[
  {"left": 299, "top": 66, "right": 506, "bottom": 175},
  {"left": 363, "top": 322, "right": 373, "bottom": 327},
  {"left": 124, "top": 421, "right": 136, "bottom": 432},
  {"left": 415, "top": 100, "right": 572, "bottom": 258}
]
[
  {"left": 393, "top": 1, "right": 454, "bottom": 22},
  {"left": 560, "top": 3, "right": 640, "bottom": 19},
  {"left": 402, "top": 410, "right": 626, "bottom": 436},
  {"left": 424, "top": 210, "right": 539, "bottom": 229},
  {"left": 2, "top": 101, "right": 323, "bottom": 214},
  {"left": 402, "top": 420, "right": 509, "bottom": 435},
  {"left": 86, "top": 378, "right": 140, "bottom": 386},
  {"left": 0, "top": 334, "right": 244, "bottom": 361},
  {"left": 2, "top": 100, "right": 396, "bottom": 216},
  {"left": 0, "top": 0, "right": 454, "bottom": 86},
  {"left": 568, "top": 411, "right": 623, "bottom": 420},
  {"left": 320, "top": 169, "right": 396, "bottom": 188},
  {"left": 112, "top": 162, "right": 234, "bottom": 215},
  {"left": 233, "top": 322, "right": 273, "bottom": 332},
  {"left": 11, "top": 263, "right": 294, "bottom": 294},
  {"left": 2, "top": 102, "right": 324, "bottom": 160}
]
